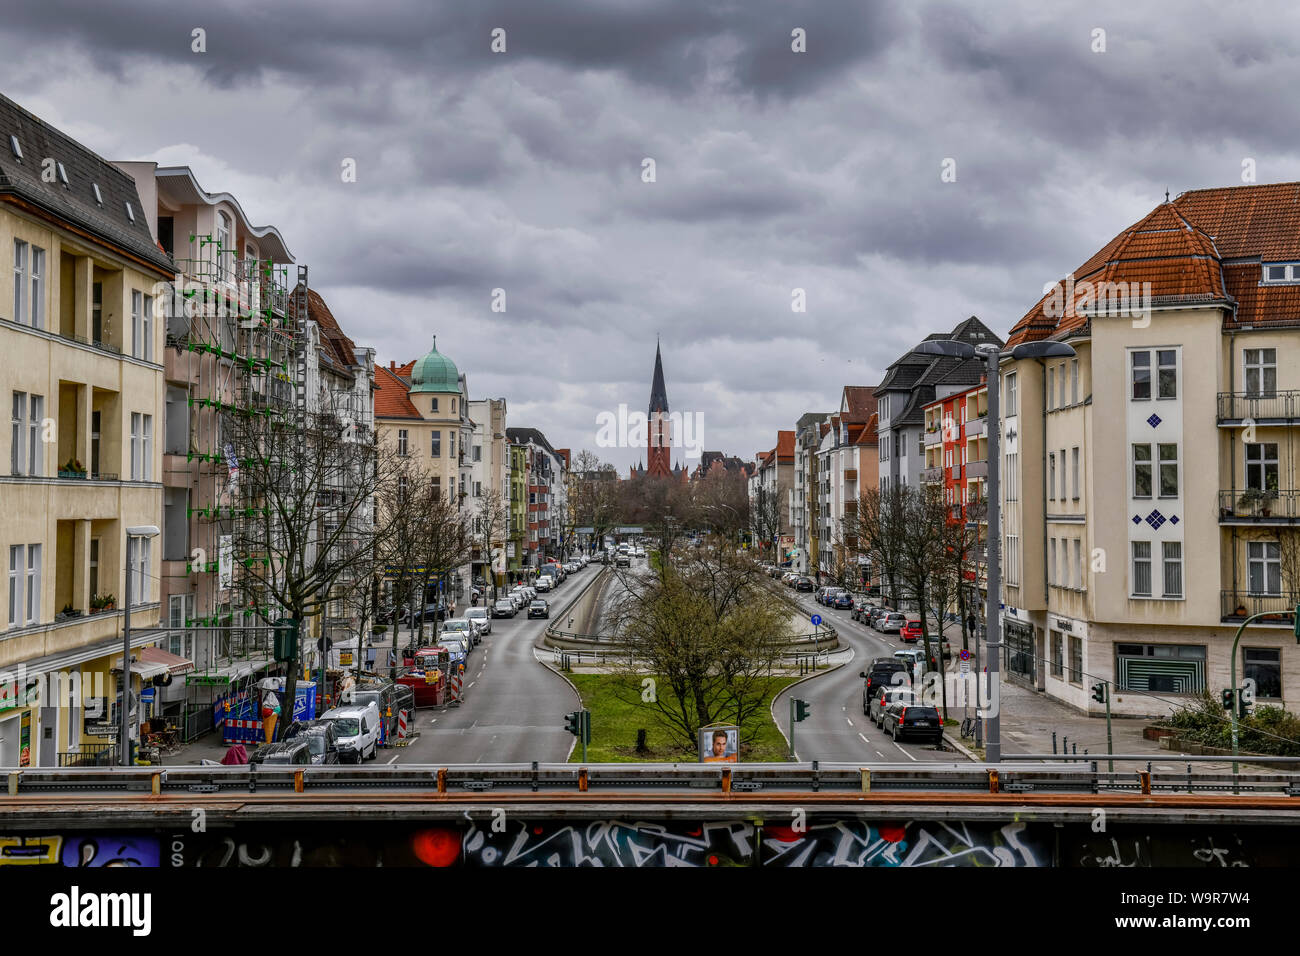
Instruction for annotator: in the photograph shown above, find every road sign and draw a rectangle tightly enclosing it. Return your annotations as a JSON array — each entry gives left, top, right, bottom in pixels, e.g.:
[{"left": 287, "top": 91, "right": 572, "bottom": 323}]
[
  {"left": 960, "top": 659, "right": 970, "bottom": 675},
  {"left": 810, "top": 614, "right": 822, "bottom": 627},
  {"left": 959, "top": 649, "right": 971, "bottom": 661},
  {"left": 316, "top": 636, "right": 333, "bottom": 654}
]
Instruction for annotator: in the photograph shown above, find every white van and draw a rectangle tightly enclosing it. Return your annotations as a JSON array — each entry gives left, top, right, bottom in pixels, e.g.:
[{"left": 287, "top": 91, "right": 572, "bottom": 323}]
[{"left": 320, "top": 702, "right": 381, "bottom": 762}]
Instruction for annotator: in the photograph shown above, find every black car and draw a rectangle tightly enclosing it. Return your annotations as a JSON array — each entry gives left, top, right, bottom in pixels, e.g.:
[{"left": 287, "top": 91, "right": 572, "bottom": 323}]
[
  {"left": 528, "top": 599, "right": 550, "bottom": 619},
  {"left": 347, "top": 682, "right": 413, "bottom": 740},
  {"left": 248, "top": 739, "right": 315, "bottom": 768},
  {"left": 795, "top": 576, "right": 814, "bottom": 591},
  {"left": 860, "top": 661, "right": 910, "bottom": 703},
  {"left": 880, "top": 701, "right": 944, "bottom": 744},
  {"left": 869, "top": 685, "right": 918, "bottom": 725},
  {"left": 281, "top": 719, "right": 341, "bottom": 764}
]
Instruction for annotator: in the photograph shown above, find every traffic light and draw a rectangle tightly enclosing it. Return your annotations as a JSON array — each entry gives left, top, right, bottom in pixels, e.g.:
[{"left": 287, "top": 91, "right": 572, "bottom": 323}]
[
  {"left": 1091, "top": 682, "right": 1107, "bottom": 704},
  {"left": 581, "top": 709, "right": 591, "bottom": 746},
  {"left": 272, "top": 618, "right": 298, "bottom": 662},
  {"left": 564, "top": 711, "right": 582, "bottom": 737},
  {"left": 793, "top": 699, "right": 811, "bottom": 722},
  {"left": 1237, "top": 695, "right": 1252, "bottom": 721},
  {"left": 1221, "top": 689, "right": 1234, "bottom": 711}
]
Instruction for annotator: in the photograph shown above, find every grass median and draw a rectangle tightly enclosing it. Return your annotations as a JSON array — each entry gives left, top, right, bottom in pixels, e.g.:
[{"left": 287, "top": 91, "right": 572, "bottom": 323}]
[{"left": 566, "top": 672, "right": 800, "bottom": 762}]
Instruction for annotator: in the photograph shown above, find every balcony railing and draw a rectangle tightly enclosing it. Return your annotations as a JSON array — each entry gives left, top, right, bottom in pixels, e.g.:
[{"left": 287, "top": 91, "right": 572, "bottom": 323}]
[
  {"left": 1221, "top": 590, "right": 1300, "bottom": 624},
  {"left": 58, "top": 743, "right": 118, "bottom": 767},
  {"left": 924, "top": 429, "right": 942, "bottom": 447},
  {"left": 920, "top": 466, "right": 943, "bottom": 483},
  {"left": 843, "top": 468, "right": 857, "bottom": 482},
  {"left": 1218, "top": 489, "right": 1300, "bottom": 523},
  {"left": 965, "top": 460, "right": 989, "bottom": 479},
  {"left": 55, "top": 330, "right": 122, "bottom": 356},
  {"left": 1217, "top": 390, "right": 1300, "bottom": 423},
  {"left": 965, "top": 417, "right": 986, "bottom": 439}
]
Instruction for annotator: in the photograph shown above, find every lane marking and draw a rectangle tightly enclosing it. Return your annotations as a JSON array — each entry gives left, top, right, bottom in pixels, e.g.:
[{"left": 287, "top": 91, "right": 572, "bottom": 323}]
[
  {"left": 468, "top": 681, "right": 476, "bottom": 689},
  {"left": 845, "top": 717, "right": 854, "bottom": 727},
  {"left": 387, "top": 754, "right": 399, "bottom": 764},
  {"left": 858, "top": 733, "right": 870, "bottom": 744},
  {"left": 893, "top": 741, "right": 918, "bottom": 762}
]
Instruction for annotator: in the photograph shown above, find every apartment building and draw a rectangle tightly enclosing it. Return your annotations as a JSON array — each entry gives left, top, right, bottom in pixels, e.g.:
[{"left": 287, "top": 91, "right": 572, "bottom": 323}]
[
  {"left": 791, "top": 411, "right": 829, "bottom": 574},
  {"left": 876, "top": 317, "right": 1003, "bottom": 494},
  {"left": 0, "top": 95, "right": 176, "bottom": 765},
  {"left": 814, "top": 386, "right": 879, "bottom": 585},
  {"left": 751, "top": 430, "right": 795, "bottom": 560},
  {"left": 508, "top": 442, "right": 527, "bottom": 575},
  {"left": 468, "top": 397, "right": 508, "bottom": 591},
  {"left": 1002, "top": 184, "right": 1300, "bottom": 716},
  {"left": 506, "top": 427, "right": 565, "bottom": 568}
]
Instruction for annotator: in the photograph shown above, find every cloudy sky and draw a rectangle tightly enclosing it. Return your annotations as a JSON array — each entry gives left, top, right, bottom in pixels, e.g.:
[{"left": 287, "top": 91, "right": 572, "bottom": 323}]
[{"left": 7, "top": 0, "right": 1300, "bottom": 469}]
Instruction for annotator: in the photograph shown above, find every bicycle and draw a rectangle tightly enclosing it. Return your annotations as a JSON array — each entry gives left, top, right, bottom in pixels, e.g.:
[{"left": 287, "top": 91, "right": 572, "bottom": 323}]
[{"left": 960, "top": 716, "right": 982, "bottom": 739}]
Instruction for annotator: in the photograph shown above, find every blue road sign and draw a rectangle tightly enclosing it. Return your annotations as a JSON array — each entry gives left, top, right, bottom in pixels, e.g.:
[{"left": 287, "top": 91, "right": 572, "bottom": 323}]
[
  {"left": 811, "top": 614, "right": 822, "bottom": 627},
  {"left": 960, "top": 649, "right": 971, "bottom": 661}
]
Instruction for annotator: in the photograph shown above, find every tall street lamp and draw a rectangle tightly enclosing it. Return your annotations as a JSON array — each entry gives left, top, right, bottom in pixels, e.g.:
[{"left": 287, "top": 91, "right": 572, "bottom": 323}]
[
  {"left": 912, "top": 338, "right": 1076, "bottom": 763},
  {"left": 121, "top": 525, "right": 160, "bottom": 766}
]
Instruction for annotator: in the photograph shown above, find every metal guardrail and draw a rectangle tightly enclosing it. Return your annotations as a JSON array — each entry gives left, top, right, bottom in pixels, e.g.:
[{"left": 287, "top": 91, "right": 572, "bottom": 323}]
[{"left": 4, "top": 762, "right": 1300, "bottom": 797}]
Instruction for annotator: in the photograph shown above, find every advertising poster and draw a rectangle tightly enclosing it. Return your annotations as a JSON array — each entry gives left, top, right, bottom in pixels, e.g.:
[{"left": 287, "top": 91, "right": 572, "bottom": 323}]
[{"left": 698, "top": 724, "right": 738, "bottom": 763}]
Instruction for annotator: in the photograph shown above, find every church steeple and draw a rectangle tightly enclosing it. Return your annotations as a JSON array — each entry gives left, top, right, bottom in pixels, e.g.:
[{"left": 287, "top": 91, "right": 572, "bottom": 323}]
[
  {"left": 649, "top": 337, "right": 668, "bottom": 414},
  {"left": 647, "top": 339, "right": 671, "bottom": 478}
]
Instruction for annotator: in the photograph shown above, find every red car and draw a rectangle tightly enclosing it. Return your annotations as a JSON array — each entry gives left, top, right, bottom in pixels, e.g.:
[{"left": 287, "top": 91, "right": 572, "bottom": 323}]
[{"left": 900, "top": 620, "right": 924, "bottom": 643}]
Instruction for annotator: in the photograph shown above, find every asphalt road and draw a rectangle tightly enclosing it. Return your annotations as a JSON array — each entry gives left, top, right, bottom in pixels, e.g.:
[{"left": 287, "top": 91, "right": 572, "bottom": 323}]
[
  {"left": 388, "top": 572, "right": 592, "bottom": 764},
  {"left": 774, "top": 592, "right": 970, "bottom": 764}
]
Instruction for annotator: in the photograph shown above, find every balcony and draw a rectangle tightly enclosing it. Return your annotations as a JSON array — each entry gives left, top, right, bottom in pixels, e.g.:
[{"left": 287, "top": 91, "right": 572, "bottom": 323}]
[
  {"left": 1218, "top": 489, "right": 1300, "bottom": 524},
  {"left": 965, "top": 459, "right": 988, "bottom": 479},
  {"left": 1217, "top": 390, "right": 1300, "bottom": 424},
  {"left": 1221, "top": 590, "right": 1300, "bottom": 625},
  {"left": 920, "top": 466, "right": 943, "bottom": 483},
  {"left": 965, "top": 417, "right": 986, "bottom": 439},
  {"left": 843, "top": 468, "right": 857, "bottom": 482},
  {"left": 844, "top": 500, "right": 858, "bottom": 516},
  {"left": 924, "top": 428, "right": 942, "bottom": 447}
]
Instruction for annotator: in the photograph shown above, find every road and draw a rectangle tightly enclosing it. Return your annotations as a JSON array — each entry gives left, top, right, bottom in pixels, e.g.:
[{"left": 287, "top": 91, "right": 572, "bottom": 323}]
[
  {"left": 774, "top": 591, "right": 970, "bottom": 764},
  {"left": 389, "top": 569, "right": 596, "bottom": 764}
]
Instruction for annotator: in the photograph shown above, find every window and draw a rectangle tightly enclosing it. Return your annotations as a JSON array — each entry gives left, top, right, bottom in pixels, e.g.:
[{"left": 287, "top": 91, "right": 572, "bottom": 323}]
[
  {"left": 216, "top": 212, "right": 232, "bottom": 277},
  {"left": 7, "top": 545, "right": 19, "bottom": 628},
  {"left": 25, "top": 544, "right": 40, "bottom": 625},
  {"left": 1048, "top": 453, "right": 1056, "bottom": 500},
  {"left": 1005, "top": 372, "right": 1017, "bottom": 416},
  {"left": 473, "top": 445, "right": 482, "bottom": 462},
  {"left": 1152, "top": 443, "right": 1177, "bottom": 497},
  {"left": 1071, "top": 447, "right": 1080, "bottom": 500},
  {"left": 450, "top": 477, "right": 456, "bottom": 500},
  {"left": 1244, "top": 648, "right": 1282, "bottom": 699},
  {"left": 1073, "top": 539, "right": 1083, "bottom": 589},
  {"left": 168, "top": 594, "right": 195, "bottom": 658},
  {"left": 1060, "top": 447, "right": 1067, "bottom": 500},
  {"left": 92, "top": 182, "right": 103, "bottom": 206},
  {"left": 1248, "top": 541, "right": 1281, "bottom": 595},
  {"left": 8, "top": 134, "right": 21, "bottom": 161},
  {"left": 449, "top": 432, "right": 455, "bottom": 459},
  {"left": 141, "top": 414, "right": 152, "bottom": 480},
  {"left": 431, "top": 431, "right": 441, "bottom": 458},
  {"left": 1157, "top": 350, "right": 1177, "bottom": 399},
  {"left": 431, "top": 477, "right": 441, "bottom": 499},
  {"left": 1161, "top": 541, "right": 1183, "bottom": 598},
  {"left": 131, "top": 413, "right": 141, "bottom": 480},
  {"left": 474, "top": 481, "right": 482, "bottom": 497},
  {"left": 1133, "top": 444, "right": 1152, "bottom": 498},
  {"left": 1261, "top": 263, "right": 1300, "bottom": 284},
  {"left": 397, "top": 429, "right": 408, "bottom": 456},
  {"left": 1071, "top": 359, "right": 1079, "bottom": 405},
  {"left": 452, "top": 398, "right": 457, "bottom": 415},
  {"left": 1005, "top": 452, "right": 1019, "bottom": 502},
  {"left": 11, "top": 392, "right": 43, "bottom": 476},
  {"left": 1047, "top": 366, "right": 1055, "bottom": 410},
  {"left": 894, "top": 434, "right": 900, "bottom": 458},
  {"left": 1131, "top": 351, "right": 1151, "bottom": 400},
  {"left": 125, "top": 201, "right": 135, "bottom": 224},
  {"left": 13, "top": 239, "right": 25, "bottom": 323},
  {"left": 127, "top": 535, "right": 150, "bottom": 606},
  {"left": 431, "top": 397, "right": 439, "bottom": 413},
  {"left": 1115, "top": 643, "right": 1206, "bottom": 693},
  {"left": 130, "top": 291, "right": 153, "bottom": 361},
  {"left": 28, "top": 246, "right": 43, "bottom": 329},
  {"left": 1060, "top": 539, "right": 1069, "bottom": 588},
  {"left": 89, "top": 539, "right": 98, "bottom": 602},
  {"left": 1068, "top": 636, "right": 1082, "bottom": 685},
  {"left": 92, "top": 282, "right": 103, "bottom": 343},
  {"left": 1244, "top": 349, "right": 1277, "bottom": 398},
  {"left": 1058, "top": 363, "right": 1066, "bottom": 409},
  {"left": 1245, "top": 443, "right": 1279, "bottom": 492},
  {"left": 1051, "top": 631, "right": 1064, "bottom": 678},
  {"left": 1132, "top": 542, "right": 1152, "bottom": 596},
  {"left": 397, "top": 476, "right": 408, "bottom": 505},
  {"left": 1005, "top": 535, "right": 1019, "bottom": 587},
  {"left": 1049, "top": 538, "right": 1057, "bottom": 585},
  {"left": 10, "top": 391, "right": 24, "bottom": 475}
]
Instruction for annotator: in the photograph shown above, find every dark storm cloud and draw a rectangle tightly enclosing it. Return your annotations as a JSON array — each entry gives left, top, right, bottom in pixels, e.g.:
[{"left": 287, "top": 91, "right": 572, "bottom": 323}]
[{"left": 6, "top": 0, "right": 1300, "bottom": 466}]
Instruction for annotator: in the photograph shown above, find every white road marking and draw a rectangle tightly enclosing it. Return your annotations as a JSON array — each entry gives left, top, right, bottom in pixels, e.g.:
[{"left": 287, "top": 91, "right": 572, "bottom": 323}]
[
  {"left": 845, "top": 717, "right": 854, "bottom": 727},
  {"left": 468, "top": 681, "right": 476, "bottom": 689},
  {"left": 858, "top": 733, "right": 870, "bottom": 744},
  {"left": 387, "top": 754, "right": 399, "bottom": 764},
  {"left": 875, "top": 751, "right": 885, "bottom": 758},
  {"left": 893, "top": 741, "right": 918, "bottom": 761},
  {"left": 430, "top": 718, "right": 437, "bottom": 724}
]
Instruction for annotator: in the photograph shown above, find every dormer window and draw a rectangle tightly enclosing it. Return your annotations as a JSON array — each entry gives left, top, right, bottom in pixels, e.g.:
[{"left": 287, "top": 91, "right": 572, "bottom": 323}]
[
  {"left": 8, "top": 135, "right": 21, "bottom": 161},
  {"left": 1262, "top": 262, "right": 1300, "bottom": 284},
  {"left": 91, "top": 183, "right": 103, "bottom": 206}
]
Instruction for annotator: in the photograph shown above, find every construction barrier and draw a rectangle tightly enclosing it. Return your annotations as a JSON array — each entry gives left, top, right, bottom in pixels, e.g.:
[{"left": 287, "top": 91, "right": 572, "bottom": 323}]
[
  {"left": 398, "top": 709, "right": 408, "bottom": 739},
  {"left": 221, "top": 718, "right": 265, "bottom": 746},
  {"left": 378, "top": 707, "right": 393, "bottom": 748},
  {"left": 450, "top": 672, "right": 462, "bottom": 705}
]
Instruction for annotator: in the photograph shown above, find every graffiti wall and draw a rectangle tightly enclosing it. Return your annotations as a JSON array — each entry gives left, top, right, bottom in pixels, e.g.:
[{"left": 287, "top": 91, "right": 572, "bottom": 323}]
[{"left": 0, "top": 821, "right": 1293, "bottom": 867}]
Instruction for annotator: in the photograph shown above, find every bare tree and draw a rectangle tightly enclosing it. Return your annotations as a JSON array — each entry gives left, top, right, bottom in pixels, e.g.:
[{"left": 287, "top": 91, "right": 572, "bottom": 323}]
[
  {"left": 893, "top": 484, "right": 955, "bottom": 719},
  {"left": 373, "top": 451, "right": 436, "bottom": 677},
  {"left": 851, "top": 485, "right": 908, "bottom": 609},
  {"left": 569, "top": 449, "right": 621, "bottom": 553},
  {"left": 474, "top": 489, "right": 511, "bottom": 602},
  {"left": 695, "top": 468, "right": 751, "bottom": 544},
  {"left": 750, "top": 483, "right": 783, "bottom": 562}
]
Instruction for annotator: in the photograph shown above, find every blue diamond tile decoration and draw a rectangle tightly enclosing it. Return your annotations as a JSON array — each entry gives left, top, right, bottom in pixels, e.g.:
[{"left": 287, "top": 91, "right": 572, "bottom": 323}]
[
  {"left": 1147, "top": 414, "right": 1162, "bottom": 428},
  {"left": 1145, "top": 509, "right": 1166, "bottom": 530},
  {"left": 1132, "top": 514, "right": 1142, "bottom": 525},
  {"left": 1170, "top": 515, "right": 1179, "bottom": 525}
]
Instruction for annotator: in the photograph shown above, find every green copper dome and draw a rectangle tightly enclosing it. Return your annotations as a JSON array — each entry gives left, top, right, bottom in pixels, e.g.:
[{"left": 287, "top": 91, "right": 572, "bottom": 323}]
[{"left": 409, "top": 335, "right": 460, "bottom": 394}]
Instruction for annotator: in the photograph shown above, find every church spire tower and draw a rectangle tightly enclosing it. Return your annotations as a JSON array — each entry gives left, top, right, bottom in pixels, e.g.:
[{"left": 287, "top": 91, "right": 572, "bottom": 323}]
[{"left": 647, "top": 338, "right": 671, "bottom": 478}]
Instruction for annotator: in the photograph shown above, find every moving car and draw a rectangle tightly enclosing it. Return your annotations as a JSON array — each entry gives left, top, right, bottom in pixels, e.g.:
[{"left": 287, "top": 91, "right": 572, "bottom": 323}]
[
  {"left": 869, "top": 685, "right": 918, "bottom": 726},
  {"left": 795, "top": 576, "right": 814, "bottom": 592},
  {"left": 880, "top": 701, "right": 944, "bottom": 744},
  {"left": 248, "top": 739, "right": 315, "bottom": 769},
  {"left": 282, "top": 719, "right": 342, "bottom": 765},
  {"left": 832, "top": 592, "right": 854, "bottom": 610},
  {"left": 528, "top": 599, "right": 550, "bottom": 619},
  {"left": 492, "top": 598, "right": 516, "bottom": 618},
  {"left": 535, "top": 576, "right": 553, "bottom": 592},
  {"left": 320, "top": 703, "right": 381, "bottom": 762},
  {"left": 465, "top": 606, "right": 492, "bottom": 635},
  {"left": 616, "top": 554, "right": 631, "bottom": 567}
]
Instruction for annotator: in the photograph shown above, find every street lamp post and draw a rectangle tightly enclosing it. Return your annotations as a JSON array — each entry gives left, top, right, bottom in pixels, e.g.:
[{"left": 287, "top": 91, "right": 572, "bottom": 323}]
[
  {"left": 912, "top": 338, "right": 1076, "bottom": 763},
  {"left": 121, "top": 525, "right": 160, "bottom": 767}
]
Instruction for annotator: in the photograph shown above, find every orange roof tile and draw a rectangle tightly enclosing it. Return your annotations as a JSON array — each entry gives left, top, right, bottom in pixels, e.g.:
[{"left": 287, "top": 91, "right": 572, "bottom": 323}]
[{"left": 374, "top": 365, "right": 421, "bottom": 419}]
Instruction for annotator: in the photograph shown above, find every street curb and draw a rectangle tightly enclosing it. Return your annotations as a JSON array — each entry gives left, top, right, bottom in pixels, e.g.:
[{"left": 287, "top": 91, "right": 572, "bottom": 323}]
[
  {"left": 943, "top": 731, "right": 979, "bottom": 762},
  {"left": 770, "top": 645, "right": 857, "bottom": 759},
  {"left": 536, "top": 657, "right": 582, "bottom": 762}
]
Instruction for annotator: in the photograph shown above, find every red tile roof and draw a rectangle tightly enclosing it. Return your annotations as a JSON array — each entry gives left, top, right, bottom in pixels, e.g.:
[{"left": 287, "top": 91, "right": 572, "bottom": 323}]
[
  {"left": 775, "top": 430, "right": 795, "bottom": 461},
  {"left": 288, "top": 286, "right": 359, "bottom": 370},
  {"left": 374, "top": 365, "right": 421, "bottom": 419},
  {"left": 841, "top": 386, "right": 878, "bottom": 424},
  {"left": 1009, "top": 183, "right": 1300, "bottom": 345},
  {"left": 855, "top": 412, "right": 879, "bottom": 446}
]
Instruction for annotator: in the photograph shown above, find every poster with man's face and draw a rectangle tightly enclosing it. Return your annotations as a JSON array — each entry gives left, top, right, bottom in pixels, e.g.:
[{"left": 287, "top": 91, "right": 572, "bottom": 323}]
[{"left": 699, "top": 726, "right": 738, "bottom": 762}]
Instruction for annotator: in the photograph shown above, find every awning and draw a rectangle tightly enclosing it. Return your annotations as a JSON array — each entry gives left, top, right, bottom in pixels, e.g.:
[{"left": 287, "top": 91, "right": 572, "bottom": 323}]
[{"left": 111, "top": 645, "right": 195, "bottom": 679}]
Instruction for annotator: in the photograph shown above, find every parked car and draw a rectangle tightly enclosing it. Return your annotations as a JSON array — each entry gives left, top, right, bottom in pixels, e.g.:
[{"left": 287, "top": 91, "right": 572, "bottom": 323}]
[
  {"left": 442, "top": 617, "right": 479, "bottom": 646},
  {"left": 282, "top": 719, "right": 342, "bottom": 765},
  {"left": 346, "top": 682, "right": 413, "bottom": 740},
  {"left": 877, "top": 612, "right": 908, "bottom": 634},
  {"left": 248, "top": 739, "right": 314, "bottom": 769},
  {"left": 869, "top": 685, "right": 918, "bottom": 726},
  {"left": 320, "top": 703, "right": 381, "bottom": 762},
  {"left": 880, "top": 701, "right": 944, "bottom": 744},
  {"left": 465, "top": 606, "right": 492, "bottom": 635},
  {"left": 436, "top": 638, "right": 469, "bottom": 668},
  {"left": 528, "top": 599, "right": 550, "bottom": 619},
  {"left": 860, "top": 660, "right": 911, "bottom": 705},
  {"left": 901, "top": 619, "right": 924, "bottom": 643},
  {"left": 852, "top": 601, "right": 878, "bottom": 623},
  {"left": 492, "top": 598, "right": 517, "bottom": 618},
  {"left": 781, "top": 572, "right": 797, "bottom": 586},
  {"left": 795, "top": 576, "right": 814, "bottom": 592},
  {"left": 535, "top": 576, "right": 553, "bottom": 592},
  {"left": 832, "top": 592, "right": 854, "bottom": 610},
  {"left": 869, "top": 606, "right": 893, "bottom": 628}
]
